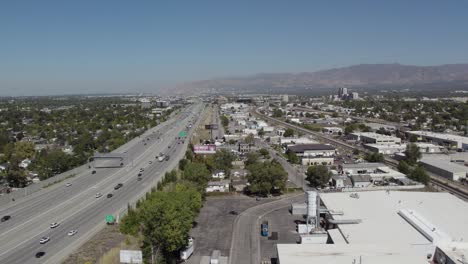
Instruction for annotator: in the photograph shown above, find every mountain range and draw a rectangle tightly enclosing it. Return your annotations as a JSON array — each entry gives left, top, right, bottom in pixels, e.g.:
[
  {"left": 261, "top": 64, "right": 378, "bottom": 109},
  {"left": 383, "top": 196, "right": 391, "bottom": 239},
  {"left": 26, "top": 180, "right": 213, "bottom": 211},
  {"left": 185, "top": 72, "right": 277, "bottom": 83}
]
[{"left": 169, "top": 63, "right": 468, "bottom": 95}]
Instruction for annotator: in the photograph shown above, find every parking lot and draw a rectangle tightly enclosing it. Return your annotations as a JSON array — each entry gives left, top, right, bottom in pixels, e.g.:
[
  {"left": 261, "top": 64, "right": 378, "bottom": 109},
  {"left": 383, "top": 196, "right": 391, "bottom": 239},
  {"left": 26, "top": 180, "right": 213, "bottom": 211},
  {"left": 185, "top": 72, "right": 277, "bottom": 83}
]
[
  {"left": 259, "top": 205, "right": 304, "bottom": 263},
  {"left": 187, "top": 195, "right": 274, "bottom": 263}
]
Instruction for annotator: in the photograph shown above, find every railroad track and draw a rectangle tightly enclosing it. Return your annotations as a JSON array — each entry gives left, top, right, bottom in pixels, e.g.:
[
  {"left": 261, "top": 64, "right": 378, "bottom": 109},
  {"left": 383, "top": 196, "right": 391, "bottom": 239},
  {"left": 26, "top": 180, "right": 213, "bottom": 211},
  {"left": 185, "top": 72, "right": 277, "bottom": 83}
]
[{"left": 253, "top": 108, "right": 468, "bottom": 201}]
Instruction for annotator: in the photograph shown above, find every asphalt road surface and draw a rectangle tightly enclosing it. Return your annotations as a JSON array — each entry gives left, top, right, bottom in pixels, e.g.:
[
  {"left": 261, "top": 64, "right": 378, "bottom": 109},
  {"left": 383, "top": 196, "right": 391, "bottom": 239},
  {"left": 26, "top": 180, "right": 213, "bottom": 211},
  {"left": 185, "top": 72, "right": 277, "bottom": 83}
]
[
  {"left": 212, "top": 105, "right": 224, "bottom": 140},
  {"left": 229, "top": 194, "right": 304, "bottom": 264},
  {"left": 0, "top": 103, "right": 204, "bottom": 264}
]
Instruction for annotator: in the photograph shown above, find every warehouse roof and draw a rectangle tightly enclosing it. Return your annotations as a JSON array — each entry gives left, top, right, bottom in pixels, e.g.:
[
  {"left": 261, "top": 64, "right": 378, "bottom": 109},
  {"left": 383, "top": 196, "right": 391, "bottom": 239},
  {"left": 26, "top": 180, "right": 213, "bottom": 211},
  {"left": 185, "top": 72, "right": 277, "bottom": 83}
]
[
  {"left": 408, "top": 131, "right": 468, "bottom": 144},
  {"left": 277, "top": 244, "right": 427, "bottom": 264},
  {"left": 320, "top": 191, "right": 468, "bottom": 247},
  {"left": 420, "top": 157, "right": 468, "bottom": 174},
  {"left": 287, "top": 144, "right": 335, "bottom": 153}
]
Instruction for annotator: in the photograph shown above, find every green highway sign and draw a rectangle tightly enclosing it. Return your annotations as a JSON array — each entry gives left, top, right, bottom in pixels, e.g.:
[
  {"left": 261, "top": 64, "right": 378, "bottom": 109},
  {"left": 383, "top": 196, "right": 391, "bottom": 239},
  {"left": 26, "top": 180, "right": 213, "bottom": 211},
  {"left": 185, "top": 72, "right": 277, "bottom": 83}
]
[
  {"left": 106, "top": 215, "right": 115, "bottom": 223},
  {"left": 179, "top": 131, "right": 187, "bottom": 137}
]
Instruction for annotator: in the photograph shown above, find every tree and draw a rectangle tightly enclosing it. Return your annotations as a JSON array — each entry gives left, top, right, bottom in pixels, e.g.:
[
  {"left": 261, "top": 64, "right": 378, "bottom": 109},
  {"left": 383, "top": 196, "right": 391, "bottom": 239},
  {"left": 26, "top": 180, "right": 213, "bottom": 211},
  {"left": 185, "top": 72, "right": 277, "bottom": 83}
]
[
  {"left": 397, "top": 161, "right": 411, "bottom": 175},
  {"left": 258, "top": 148, "right": 270, "bottom": 159},
  {"left": 220, "top": 115, "right": 229, "bottom": 128},
  {"left": 213, "top": 149, "right": 235, "bottom": 174},
  {"left": 245, "top": 152, "right": 260, "bottom": 166},
  {"left": 6, "top": 166, "right": 28, "bottom": 188},
  {"left": 409, "top": 134, "right": 418, "bottom": 143},
  {"left": 246, "top": 160, "right": 287, "bottom": 196},
  {"left": 344, "top": 124, "right": 356, "bottom": 135},
  {"left": 286, "top": 150, "right": 300, "bottom": 164},
  {"left": 258, "top": 128, "right": 265, "bottom": 138},
  {"left": 364, "top": 152, "right": 385, "bottom": 162},
  {"left": 0, "top": 130, "right": 10, "bottom": 153},
  {"left": 13, "top": 141, "right": 35, "bottom": 160},
  {"left": 283, "top": 128, "right": 295, "bottom": 138},
  {"left": 306, "top": 165, "right": 331, "bottom": 188},
  {"left": 185, "top": 149, "right": 194, "bottom": 162},
  {"left": 179, "top": 159, "right": 188, "bottom": 171},
  {"left": 405, "top": 143, "right": 421, "bottom": 165},
  {"left": 272, "top": 108, "right": 283, "bottom": 118},
  {"left": 139, "top": 191, "right": 199, "bottom": 259},
  {"left": 409, "top": 166, "right": 429, "bottom": 185},
  {"left": 245, "top": 133, "right": 255, "bottom": 144},
  {"left": 182, "top": 162, "right": 210, "bottom": 188}
]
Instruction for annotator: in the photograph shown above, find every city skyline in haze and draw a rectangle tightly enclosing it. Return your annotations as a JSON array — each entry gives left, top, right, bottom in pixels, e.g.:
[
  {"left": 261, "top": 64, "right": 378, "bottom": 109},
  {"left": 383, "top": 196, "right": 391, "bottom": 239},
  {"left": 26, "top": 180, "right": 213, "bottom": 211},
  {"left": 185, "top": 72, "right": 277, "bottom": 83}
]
[{"left": 1, "top": 0, "right": 468, "bottom": 96}]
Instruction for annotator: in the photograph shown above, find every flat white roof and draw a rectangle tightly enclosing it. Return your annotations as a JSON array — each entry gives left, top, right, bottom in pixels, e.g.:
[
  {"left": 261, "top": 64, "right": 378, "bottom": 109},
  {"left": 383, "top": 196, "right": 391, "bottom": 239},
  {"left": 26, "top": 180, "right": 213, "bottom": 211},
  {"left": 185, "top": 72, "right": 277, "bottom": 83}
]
[
  {"left": 408, "top": 131, "right": 468, "bottom": 144},
  {"left": 320, "top": 191, "right": 468, "bottom": 256},
  {"left": 420, "top": 157, "right": 468, "bottom": 174},
  {"left": 365, "top": 143, "right": 406, "bottom": 149},
  {"left": 277, "top": 244, "right": 427, "bottom": 264},
  {"left": 351, "top": 132, "right": 400, "bottom": 140},
  {"left": 327, "top": 229, "right": 346, "bottom": 244}
]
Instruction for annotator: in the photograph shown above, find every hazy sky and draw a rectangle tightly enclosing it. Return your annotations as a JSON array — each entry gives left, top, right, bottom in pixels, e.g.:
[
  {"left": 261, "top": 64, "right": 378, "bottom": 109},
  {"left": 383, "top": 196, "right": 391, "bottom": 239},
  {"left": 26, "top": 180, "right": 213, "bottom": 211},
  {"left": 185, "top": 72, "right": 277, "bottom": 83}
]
[{"left": 1, "top": 0, "right": 468, "bottom": 96}]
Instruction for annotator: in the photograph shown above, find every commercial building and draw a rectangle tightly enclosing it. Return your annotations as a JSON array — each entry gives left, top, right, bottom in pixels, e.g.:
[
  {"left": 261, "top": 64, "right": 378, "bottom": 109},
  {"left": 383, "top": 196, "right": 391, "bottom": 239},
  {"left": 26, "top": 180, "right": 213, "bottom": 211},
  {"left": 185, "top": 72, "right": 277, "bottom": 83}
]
[
  {"left": 350, "top": 175, "right": 372, "bottom": 188},
  {"left": 155, "top": 100, "right": 169, "bottom": 108},
  {"left": 419, "top": 157, "right": 468, "bottom": 181},
  {"left": 349, "top": 132, "right": 401, "bottom": 145},
  {"left": 407, "top": 131, "right": 468, "bottom": 150},
  {"left": 364, "top": 144, "right": 406, "bottom": 155},
  {"left": 277, "top": 191, "right": 468, "bottom": 264},
  {"left": 364, "top": 142, "right": 443, "bottom": 155},
  {"left": 287, "top": 144, "right": 336, "bottom": 165},
  {"left": 340, "top": 162, "right": 407, "bottom": 181},
  {"left": 280, "top": 137, "right": 317, "bottom": 146},
  {"left": 322, "top": 127, "right": 343, "bottom": 134}
]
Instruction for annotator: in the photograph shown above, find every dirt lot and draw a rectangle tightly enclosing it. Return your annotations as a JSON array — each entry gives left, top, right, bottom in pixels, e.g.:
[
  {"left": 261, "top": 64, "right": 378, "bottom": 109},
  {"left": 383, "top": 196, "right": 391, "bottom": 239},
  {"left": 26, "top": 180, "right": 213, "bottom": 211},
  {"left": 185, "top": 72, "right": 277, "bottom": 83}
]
[{"left": 63, "top": 225, "right": 138, "bottom": 264}]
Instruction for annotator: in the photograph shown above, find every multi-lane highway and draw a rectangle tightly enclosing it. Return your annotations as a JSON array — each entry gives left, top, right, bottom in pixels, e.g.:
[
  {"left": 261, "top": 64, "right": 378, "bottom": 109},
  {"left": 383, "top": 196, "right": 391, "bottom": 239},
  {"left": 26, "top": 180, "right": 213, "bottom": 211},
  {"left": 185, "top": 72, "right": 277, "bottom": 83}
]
[
  {"left": 211, "top": 105, "right": 224, "bottom": 140},
  {"left": 0, "top": 102, "right": 204, "bottom": 264}
]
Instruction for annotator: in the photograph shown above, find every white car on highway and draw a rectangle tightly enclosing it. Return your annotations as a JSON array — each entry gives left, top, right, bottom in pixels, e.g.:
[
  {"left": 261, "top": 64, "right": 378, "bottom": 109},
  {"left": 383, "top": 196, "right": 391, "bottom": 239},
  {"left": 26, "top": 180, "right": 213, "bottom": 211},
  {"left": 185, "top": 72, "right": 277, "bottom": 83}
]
[
  {"left": 39, "top": 237, "right": 50, "bottom": 244},
  {"left": 65, "top": 183, "right": 72, "bottom": 187},
  {"left": 95, "top": 193, "right": 103, "bottom": 198},
  {"left": 67, "top": 230, "right": 78, "bottom": 236},
  {"left": 50, "top": 222, "right": 60, "bottom": 229}
]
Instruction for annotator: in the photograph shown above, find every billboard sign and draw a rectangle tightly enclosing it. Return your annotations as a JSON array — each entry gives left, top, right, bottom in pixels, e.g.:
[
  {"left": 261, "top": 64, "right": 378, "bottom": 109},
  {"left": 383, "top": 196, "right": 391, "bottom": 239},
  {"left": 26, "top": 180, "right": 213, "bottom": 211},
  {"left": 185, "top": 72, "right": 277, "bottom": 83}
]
[
  {"left": 205, "top": 124, "right": 219, "bottom": 130},
  {"left": 120, "top": 250, "right": 143, "bottom": 264},
  {"left": 194, "top": 144, "right": 216, "bottom": 154}
]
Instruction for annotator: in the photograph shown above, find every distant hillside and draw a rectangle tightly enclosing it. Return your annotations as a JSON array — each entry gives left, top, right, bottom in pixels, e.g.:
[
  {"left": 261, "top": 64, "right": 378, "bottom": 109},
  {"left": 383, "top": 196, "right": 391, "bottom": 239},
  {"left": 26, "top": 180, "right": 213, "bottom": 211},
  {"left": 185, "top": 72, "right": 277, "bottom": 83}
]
[{"left": 169, "top": 63, "right": 468, "bottom": 95}]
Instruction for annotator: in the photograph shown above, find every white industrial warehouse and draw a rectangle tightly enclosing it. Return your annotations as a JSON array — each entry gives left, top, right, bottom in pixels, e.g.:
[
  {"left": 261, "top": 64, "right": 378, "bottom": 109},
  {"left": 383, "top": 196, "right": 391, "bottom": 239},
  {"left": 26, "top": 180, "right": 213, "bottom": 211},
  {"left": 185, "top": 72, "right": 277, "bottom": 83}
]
[{"left": 277, "top": 191, "right": 468, "bottom": 264}]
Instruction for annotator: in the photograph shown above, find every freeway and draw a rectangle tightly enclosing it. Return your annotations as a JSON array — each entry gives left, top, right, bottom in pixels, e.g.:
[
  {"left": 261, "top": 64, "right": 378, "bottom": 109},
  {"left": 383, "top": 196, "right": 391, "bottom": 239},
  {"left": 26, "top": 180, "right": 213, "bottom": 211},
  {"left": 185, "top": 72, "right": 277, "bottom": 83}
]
[
  {"left": 212, "top": 104, "right": 225, "bottom": 140},
  {"left": 0, "top": 103, "right": 204, "bottom": 264}
]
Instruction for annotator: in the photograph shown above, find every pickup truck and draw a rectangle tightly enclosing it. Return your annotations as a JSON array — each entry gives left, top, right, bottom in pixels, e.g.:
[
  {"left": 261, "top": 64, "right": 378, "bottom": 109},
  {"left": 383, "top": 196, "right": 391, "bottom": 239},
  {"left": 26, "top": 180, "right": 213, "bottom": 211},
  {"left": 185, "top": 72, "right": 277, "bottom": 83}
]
[{"left": 180, "top": 237, "right": 194, "bottom": 261}]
